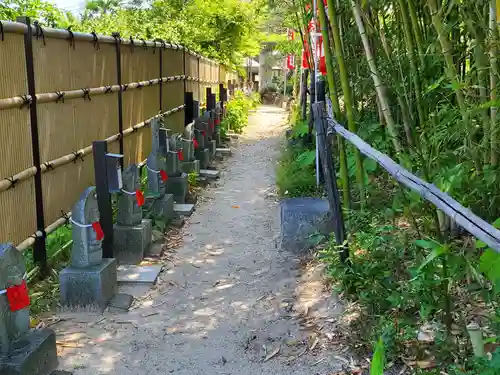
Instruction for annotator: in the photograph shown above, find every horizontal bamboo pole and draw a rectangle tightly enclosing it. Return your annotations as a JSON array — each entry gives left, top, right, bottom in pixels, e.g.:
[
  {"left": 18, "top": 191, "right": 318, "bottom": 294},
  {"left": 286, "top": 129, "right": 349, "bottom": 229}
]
[
  {"left": 326, "top": 110, "right": 500, "bottom": 253},
  {"left": 0, "top": 76, "right": 185, "bottom": 110},
  {"left": 17, "top": 212, "right": 71, "bottom": 252},
  {"left": 0, "top": 134, "right": 120, "bottom": 193}
]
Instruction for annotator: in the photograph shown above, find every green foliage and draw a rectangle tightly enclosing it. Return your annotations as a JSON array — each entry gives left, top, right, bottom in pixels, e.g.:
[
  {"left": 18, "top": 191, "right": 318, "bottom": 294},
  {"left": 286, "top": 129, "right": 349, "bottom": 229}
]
[
  {"left": 188, "top": 171, "right": 199, "bottom": 188},
  {"left": 221, "top": 90, "right": 254, "bottom": 134},
  {"left": 370, "top": 338, "right": 385, "bottom": 375},
  {"left": 1, "top": 0, "right": 267, "bottom": 68}
]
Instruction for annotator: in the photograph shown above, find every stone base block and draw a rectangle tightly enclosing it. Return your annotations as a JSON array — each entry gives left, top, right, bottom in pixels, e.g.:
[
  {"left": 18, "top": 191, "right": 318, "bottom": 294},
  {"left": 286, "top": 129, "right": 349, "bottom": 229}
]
[
  {"left": 59, "top": 258, "right": 117, "bottom": 311},
  {"left": 166, "top": 173, "right": 188, "bottom": 204},
  {"left": 208, "top": 140, "right": 217, "bottom": 158},
  {"left": 199, "top": 169, "right": 220, "bottom": 180},
  {"left": 174, "top": 204, "right": 195, "bottom": 217},
  {"left": 195, "top": 149, "right": 210, "bottom": 169},
  {"left": 215, "top": 130, "right": 222, "bottom": 147},
  {"left": 152, "top": 194, "right": 175, "bottom": 222},
  {"left": 180, "top": 160, "right": 200, "bottom": 174},
  {"left": 280, "top": 198, "right": 335, "bottom": 255},
  {"left": 0, "top": 329, "right": 58, "bottom": 375},
  {"left": 216, "top": 148, "right": 232, "bottom": 156},
  {"left": 113, "top": 220, "right": 152, "bottom": 265}
]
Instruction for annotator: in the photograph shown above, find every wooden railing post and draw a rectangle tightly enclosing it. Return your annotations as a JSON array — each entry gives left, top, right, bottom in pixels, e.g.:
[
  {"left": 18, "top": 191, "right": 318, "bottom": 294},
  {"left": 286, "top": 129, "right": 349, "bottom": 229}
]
[{"left": 18, "top": 16, "right": 48, "bottom": 274}]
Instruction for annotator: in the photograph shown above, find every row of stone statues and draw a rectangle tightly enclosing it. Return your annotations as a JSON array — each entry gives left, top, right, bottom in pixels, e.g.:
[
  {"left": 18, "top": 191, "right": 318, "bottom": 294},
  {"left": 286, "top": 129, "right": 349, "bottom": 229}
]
[{"left": 0, "top": 107, "right": 223, "bottom": 374}]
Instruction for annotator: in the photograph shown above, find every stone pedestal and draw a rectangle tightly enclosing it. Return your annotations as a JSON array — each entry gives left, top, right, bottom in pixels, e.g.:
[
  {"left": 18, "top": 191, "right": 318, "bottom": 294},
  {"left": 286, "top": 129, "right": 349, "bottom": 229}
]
[
  {"left": 152, "top": 194, "right": 175, "bottom": 222},
  {"left": 180, "top": 160, "right": 200, "bottom": 174},
  {"left": 165, "top": 151, "right": 180, "bottom": 176},
  {"left": 166, "top": 173, "right": 188, "bottom": 204},
  {"left": 208, "top": 140, "right": 217, "bottom": 158},
  {"left": 113, "top": 219, "right": 152, "bottom": 265},
  {"left": 0, "top": 329, "right": 58, "bottom": 375},
  {"left": 195, "top": 149, "right": 210, "bottom": 169},
  {"left": 59, "top": 258, "right": 117, "bottom": 311}
]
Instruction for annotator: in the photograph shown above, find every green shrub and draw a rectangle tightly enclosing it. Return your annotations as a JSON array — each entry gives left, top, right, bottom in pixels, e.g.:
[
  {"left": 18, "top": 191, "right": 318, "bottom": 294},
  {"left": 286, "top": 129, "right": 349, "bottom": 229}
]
[{"left": 221, "top": 90, "right": 254, "bottom": 134}]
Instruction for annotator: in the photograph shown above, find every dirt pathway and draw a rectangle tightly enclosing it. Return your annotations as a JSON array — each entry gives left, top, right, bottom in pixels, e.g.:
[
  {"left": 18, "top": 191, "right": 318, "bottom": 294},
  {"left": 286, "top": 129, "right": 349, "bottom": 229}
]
[{"left": 54, "top": 106, "right": 345, "bottom": 375}]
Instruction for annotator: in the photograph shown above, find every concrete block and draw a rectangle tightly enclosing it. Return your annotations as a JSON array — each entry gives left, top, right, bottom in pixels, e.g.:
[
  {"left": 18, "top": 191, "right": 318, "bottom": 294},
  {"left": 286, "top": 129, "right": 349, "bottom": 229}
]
[
  {"left": 195, "top": 148, "right": 210, "bottom": 169},
  {"left": 108, "top": 293, "right": 134, "bottom": 312},
  {"left": 59, "top": 258, "right": 117, "bottom": 311},
  {"left": 117, "top": 265, "right": 162, "bottom": 284},
  {"left": 0, "top": 329, "right": 58, "bottom": 375},
  {"left": 216, "top": 148, "right": 232, "bottom": 156},
  {"left": 180, "top": 160, "right": 200, "bottom": 174},
  {"left": 113, "top": 220, "right": 152, "bottom": 265},
  {"left": 174, "top": 204, "right": 195, "bottom": 217},
  {"left": 279, "top": 198, "right": 335, "bottom": 255},
  {"left": 166, "top": 173, "right": 188, "bottom": 204},
  {"left": 152, "top": 194, "right": 175, "bottom": 222},
  {"left": 199, "top": 169, "right": 220, "bottom": 180},
  {"left": 208, "top": 140, "right": 217, "bottom": 158}
]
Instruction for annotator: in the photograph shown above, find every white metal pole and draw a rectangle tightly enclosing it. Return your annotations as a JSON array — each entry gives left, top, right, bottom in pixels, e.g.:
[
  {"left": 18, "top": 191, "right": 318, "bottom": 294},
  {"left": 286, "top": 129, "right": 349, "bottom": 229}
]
[{"left": 312, "top": 0, "right": 321, "bottom": 186}]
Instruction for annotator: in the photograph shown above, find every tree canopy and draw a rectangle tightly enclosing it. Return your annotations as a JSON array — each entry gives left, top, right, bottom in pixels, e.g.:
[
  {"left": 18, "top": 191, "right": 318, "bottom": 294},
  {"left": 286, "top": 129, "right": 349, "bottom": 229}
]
[{"left": 0, "top": 0, "right": 269, "bottom": 68}]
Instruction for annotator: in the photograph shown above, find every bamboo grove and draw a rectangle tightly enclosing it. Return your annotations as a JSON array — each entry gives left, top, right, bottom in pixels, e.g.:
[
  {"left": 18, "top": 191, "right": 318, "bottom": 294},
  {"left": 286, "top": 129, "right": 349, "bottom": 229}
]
[
  {"left": 276, "top": 0, "right": 500, "bottom": 369},
  {"left": 290, "top": 0, "right": 500, "bottom": 222}
]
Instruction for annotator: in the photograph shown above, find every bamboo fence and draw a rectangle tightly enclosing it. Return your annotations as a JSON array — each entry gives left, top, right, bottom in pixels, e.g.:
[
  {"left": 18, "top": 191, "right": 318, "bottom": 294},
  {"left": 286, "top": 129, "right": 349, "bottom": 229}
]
[{"left": 0, "top": 19, "right": 238, "bottom": 258}]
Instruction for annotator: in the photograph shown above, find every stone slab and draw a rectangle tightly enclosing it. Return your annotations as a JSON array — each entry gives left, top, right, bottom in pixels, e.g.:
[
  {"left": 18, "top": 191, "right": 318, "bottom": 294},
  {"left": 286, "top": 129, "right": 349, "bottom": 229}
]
[
  {"left": 195, "top": 148, "right": 210, "bottom": 169},
  {"left": 279, "top": 198, "right": 335, "bottom": 254},
  {"left": 216, "top": 148, "right": 232, "bottom": 156},
  {"left": 145, "top": 243, "right": 163, "bottom": 258},
  {"left": 113, "top": 220, "right": 152, "bottom": 265},
  {"left": 170, "top": 217, "right": 185, "bottom": 229},
  {"left": 0, "top": 328, "right": 58, "bottom": 375},
  {"left": 59, "top": 258, "right": 117, "bottom": 311},
  {"left": 108, "top": 293, "right": 134, "bottom": 312},
  {"left": 199, "top": 169, "right": 220, "bottom": 180},
  {"left": 152, "top": 194, "right": 175, "bottom": 222},
  {"left": 50, "top": 371, "right": 73, "bottom": 375},
  {"left": 173, "top": 204, "right": 195, "bottom": 217},
  {"left": 180, "top": 160, "right": 200, "bottom": 174},
  {"left": 166, "top": 173, "right": 188, "bottom": 204},
  {"left": 196, "top": 176, "right": 209, "bottom": 187},
  {"left": 117, "top": 265, "right": 162, "bottom": 284}
]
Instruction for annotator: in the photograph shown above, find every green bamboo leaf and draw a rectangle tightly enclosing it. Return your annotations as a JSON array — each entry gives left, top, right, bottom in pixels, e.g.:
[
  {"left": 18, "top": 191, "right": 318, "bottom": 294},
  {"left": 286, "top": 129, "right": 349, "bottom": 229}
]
[
  {"left": 417, "top": 245, "right": 448, "bottom": 272},
  {"left": 370, "top": 337, "right": 385, "bottom": 375},
  {"left": 414, "top": 238, "right": 442, "bottom": 250}
]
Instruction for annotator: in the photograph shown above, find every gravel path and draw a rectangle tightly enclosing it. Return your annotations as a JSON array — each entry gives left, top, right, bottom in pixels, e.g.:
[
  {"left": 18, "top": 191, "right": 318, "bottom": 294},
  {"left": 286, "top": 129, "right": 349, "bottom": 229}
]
[{"left": 54, "top": 106, "right": 344, "bottom": 375}]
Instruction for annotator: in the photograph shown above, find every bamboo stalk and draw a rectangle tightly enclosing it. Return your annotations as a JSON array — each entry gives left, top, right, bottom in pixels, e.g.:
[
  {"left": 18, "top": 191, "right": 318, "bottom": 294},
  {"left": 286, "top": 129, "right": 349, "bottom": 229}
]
[
  {"left": 490, "top": 0, "right": 499, "bottom": 166},
  {"left": 319, "top": 0, "right": 351, "bottom": 209},
  {"left": 351, "top": 0, "right": 403, "bottom": 154}
]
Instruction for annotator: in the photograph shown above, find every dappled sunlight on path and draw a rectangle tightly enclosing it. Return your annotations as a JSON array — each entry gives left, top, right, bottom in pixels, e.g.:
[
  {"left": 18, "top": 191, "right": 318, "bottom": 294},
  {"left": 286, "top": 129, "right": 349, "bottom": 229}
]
[{"left": 51, "top": 105, "right": 344, "bottom": 375}]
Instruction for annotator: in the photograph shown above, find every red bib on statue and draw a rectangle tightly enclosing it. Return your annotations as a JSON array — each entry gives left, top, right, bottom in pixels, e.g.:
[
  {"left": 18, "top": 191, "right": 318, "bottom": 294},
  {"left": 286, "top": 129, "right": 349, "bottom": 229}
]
[
  {"left": 92, "top": 221, "right": 104, "bottom": 241},
  {"left": 193, "top": 139, "right": 199, "bottom": 149},
  {"left": 178, "top": 150, "right": 184, "bottom": 161},
  {"left": 135, "top": 189, "right": 145, "bottom": 207},
  {"left": 6, "top": 280, "right": 30, "bottom": 312},
  {"left": 160, "top": 170, "right": 168, "bottom": 182}
]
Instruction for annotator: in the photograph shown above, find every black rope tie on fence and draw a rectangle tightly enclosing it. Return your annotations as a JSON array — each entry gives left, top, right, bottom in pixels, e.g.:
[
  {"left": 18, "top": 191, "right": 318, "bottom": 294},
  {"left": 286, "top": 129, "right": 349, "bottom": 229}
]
[
  {"left": 136, "top": 82, "right": 143, "bottom": 89},
  {"left": 6, "top": 176, "right": 18, "bottom": 188},
  {"left": 149, "top": 80, "right": 155, "bottom": 86},
  {"left": 72, "top": 151, "right": 84, "bottom": 163},
  {"left": 141, "top": 39, "right": 147, "bottom": 50},
  {"left": 67, "top": 26, "right": 75, "bottom": 50},
  {"left": 0, "top": 21, "right": 4, "bottom": 42},
  {"left": 81, "top": 88, "right": 91, "bottom": 101},
  {"left": 61, "top": 211, "right": 70, "bottom": 225},
  {"left": 55, "top": 91, "right": 65, "bottom": 103},
  {"left": 104, "top": 86, "right": 113, "bottom": 94},
  {"left": 33, "top": 21, "right": 46, "bottom": 46},
  {"left": 43, "top": 162, "right": 54, "bottom": 171},
  {"left": 20, "top": 95, "right": 32, "bottom": 109},
  {"left": 121, "top": 84, "right": 128, "bottom": 92},
  {"left": 160, "top": 40, "right": 166, "bottom": 50},
  {"left": 112, "top": 32, "right": 121, "bottom": 47},
  {"left": 91, "top": 31, "right": 100, "bottom": 50},
  {"left": 129, "top": 36, "right": 134, "bottom": 52}
]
